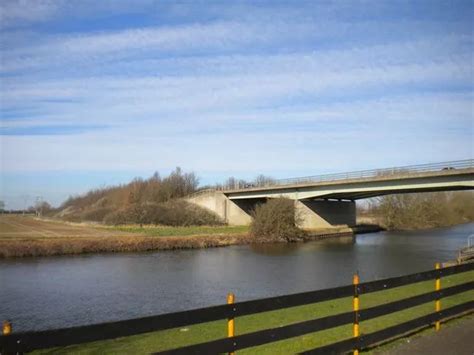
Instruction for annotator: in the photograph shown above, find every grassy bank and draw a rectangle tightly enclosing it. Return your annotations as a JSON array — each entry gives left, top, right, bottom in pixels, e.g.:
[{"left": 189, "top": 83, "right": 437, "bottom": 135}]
[
  {"left": 108, "top": 224, "right": 248, "bottom": 237},
  {"left": 31, "top": 270, "right": 474, "bottom": 354},
  {"left": 0, "top": 215, "right": 250, "bottom": 258}
]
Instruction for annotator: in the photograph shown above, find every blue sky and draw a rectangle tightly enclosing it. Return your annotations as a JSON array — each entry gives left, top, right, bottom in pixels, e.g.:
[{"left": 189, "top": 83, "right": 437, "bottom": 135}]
[{"left": 0, "top": 0, "right": 473, "bottom": 209}]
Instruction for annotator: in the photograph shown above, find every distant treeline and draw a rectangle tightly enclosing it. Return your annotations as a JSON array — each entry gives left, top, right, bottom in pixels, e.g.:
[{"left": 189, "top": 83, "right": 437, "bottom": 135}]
[
  {"left": 0, "top": 210, "right": 36, "bottom": 215},
  {"left": 216, "top": 175, "right": 276, "bottom": 190},
  {"left": 363, "top": 191, "right": 474, "bottom": 230}
]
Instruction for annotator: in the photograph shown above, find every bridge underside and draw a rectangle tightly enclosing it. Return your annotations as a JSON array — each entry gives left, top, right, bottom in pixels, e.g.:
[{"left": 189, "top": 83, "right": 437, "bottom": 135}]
[
  {"left": 311, "top": 185, "right": 472, "bottom": 200},
  {"left": 295, "top": 199, "right": 356, "bottom": 229}
]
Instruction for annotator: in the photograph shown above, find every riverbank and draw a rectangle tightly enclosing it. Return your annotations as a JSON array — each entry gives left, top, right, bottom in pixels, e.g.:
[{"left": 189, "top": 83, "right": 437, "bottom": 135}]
[
  {"left": 0, "top": 215, "right": 252, "bottom": 258},
  {"left": 0, "top": 215, "right": 384, "bottom": 258}
]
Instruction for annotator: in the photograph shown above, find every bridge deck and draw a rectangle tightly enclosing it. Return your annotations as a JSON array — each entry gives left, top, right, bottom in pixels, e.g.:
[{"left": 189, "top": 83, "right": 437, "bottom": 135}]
[
  {"left": 224, "top": 167, "right": 474, "bottom": 195},
  {"left": 223, "top": 159, "right": 473, "bottom": 194}
]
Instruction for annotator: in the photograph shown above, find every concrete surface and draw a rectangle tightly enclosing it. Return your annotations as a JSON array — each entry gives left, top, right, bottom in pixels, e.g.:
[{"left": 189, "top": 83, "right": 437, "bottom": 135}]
[
  {"left": 380, "top": 316, "right": 474, "bottom": 355},
  {"left": 295, "top": 199, "right": 356, "bottom": 228}
]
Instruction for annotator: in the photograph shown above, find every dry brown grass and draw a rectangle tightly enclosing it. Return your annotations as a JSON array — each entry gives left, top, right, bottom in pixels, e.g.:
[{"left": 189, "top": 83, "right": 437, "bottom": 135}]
[
  {"left": 0, "top": 234, "right": 252, "bottom": 258},
  {"left": 0, "top": 215, "right": 251, "bottom": 258}
]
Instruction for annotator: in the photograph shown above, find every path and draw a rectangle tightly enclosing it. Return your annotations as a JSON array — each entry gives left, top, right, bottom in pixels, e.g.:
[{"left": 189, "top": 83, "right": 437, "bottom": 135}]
[{"left": 382, "top": 316, "right": 474, "bottom": 355}]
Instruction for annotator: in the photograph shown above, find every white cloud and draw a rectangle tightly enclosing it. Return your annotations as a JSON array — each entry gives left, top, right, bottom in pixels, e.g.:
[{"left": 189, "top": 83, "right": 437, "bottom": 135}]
[
  {"left": 1, "top": 56, "right": 471, "bottom": 129},
  {"left": 0, "top": 0, "right": 60, "bottom": 27}
]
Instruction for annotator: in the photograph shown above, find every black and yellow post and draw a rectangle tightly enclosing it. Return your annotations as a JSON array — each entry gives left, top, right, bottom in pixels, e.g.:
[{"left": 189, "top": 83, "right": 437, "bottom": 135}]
[
  {"left": 227, "top": 293, "right": 235, "bottom": 355},
  {"left": 435, "top": 263, "right": 441, "bottom": 331},
  {"left": 353, "top": 273, "right": 360, "bottom": 355},
  {"left": 2, "top": 320, "right": 12, "bottom": 335}
]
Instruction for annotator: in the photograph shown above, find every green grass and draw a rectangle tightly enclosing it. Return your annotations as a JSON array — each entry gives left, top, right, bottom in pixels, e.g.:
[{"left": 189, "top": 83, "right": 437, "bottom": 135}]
[
  {"left": 33, "top": 270, "right": 473, "bottom": 354},
  {"left": 106, "top": 225, "right": 249, "bottom": 237}
]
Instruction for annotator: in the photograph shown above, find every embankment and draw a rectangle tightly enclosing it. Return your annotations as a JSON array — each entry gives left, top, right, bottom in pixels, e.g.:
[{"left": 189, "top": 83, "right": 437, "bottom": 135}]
[{"left": 0, "top": 234, "right": 253, "bottom": 258}]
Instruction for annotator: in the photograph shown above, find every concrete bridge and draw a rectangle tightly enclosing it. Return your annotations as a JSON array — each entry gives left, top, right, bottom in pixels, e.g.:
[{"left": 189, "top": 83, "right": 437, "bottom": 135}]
[{"left": 187, "top": 159, "right": 474, "bottom": 229}]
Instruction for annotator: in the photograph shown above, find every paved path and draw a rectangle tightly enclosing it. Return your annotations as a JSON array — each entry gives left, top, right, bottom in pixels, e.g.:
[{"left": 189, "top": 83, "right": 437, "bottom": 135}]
[{"left": 382, "top": 316, "right": 474, "bottom": 355}]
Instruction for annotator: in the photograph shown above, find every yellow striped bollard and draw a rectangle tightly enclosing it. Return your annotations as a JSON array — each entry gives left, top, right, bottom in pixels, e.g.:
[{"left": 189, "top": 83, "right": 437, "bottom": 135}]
[
  {"left": 227, "top": 293, "right": 235, "bottom": 355},
  {"left": 3, "top": 320, "right": 12, "bottom": 335},
  {"left": 435, "top": 263, "right": 441, "bottom": 331},
  {"left": 353, "top": 273, "right": 360, "bottom": 355}
]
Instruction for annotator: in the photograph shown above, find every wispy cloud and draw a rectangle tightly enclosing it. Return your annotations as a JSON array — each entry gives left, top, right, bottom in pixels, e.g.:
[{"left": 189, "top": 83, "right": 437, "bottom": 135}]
[{"left": 0, "top": 0, "right": 60, "bottom": 27}]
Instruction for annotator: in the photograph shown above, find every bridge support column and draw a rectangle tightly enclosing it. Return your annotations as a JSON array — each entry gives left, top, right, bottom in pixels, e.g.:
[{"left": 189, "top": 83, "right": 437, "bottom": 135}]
[{"left": 295, "top": 199, "right": 356, "bottom": 229}]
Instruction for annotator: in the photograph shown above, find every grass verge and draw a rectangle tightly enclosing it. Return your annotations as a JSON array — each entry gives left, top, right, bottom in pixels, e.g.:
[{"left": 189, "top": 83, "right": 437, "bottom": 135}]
[{"left": 33, "top": 270, "right": 474, "bottom": 354}]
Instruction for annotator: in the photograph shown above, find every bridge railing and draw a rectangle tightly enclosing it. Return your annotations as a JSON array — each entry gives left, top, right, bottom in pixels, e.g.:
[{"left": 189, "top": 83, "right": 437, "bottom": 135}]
[
  {"left": 1, "top": 262, "right": 473, "bottom": 354},
  {"left": 223, "top": 159, "right": 474, "bottom": 191}
]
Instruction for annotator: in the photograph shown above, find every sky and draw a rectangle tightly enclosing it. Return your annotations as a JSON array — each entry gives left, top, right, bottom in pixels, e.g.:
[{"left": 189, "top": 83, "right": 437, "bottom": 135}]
[{"left": 0, "top": 0, "right": 473, "bottom": 209}]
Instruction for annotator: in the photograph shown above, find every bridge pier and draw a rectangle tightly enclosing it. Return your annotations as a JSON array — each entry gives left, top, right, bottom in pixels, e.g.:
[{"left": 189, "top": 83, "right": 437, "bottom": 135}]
[{"left": 295, "top": 199, "right": 356, "bottom": 229}]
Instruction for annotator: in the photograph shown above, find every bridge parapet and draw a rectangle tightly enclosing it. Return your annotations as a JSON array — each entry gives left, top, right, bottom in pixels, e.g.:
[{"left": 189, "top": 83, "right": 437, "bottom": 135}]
[{"left": 222, "top": 159, "right": 473, "bottom": 192}]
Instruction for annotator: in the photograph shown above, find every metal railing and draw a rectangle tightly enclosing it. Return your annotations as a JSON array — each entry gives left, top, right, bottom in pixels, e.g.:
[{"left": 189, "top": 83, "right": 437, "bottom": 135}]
[
  {"left": 222, "top": 159, "right": 474, "bottom": 191},
  {"left": 458, "top": 235, "right": 474, "bottom": 263}
]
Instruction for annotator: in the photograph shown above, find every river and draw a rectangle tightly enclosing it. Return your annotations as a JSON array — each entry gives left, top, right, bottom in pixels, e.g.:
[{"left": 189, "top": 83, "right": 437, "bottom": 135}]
[{"left": 0, "top": 223, "right": 472, "bottom": 332}]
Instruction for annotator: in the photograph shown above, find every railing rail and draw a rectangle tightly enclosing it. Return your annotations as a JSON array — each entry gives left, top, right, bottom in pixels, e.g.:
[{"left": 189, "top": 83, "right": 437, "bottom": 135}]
[
  {"left": 220, "top": 159, "right": 474, "bottom": 191},
  {"left": 1, "top": 262, "right": 473, "bottom": 354}
]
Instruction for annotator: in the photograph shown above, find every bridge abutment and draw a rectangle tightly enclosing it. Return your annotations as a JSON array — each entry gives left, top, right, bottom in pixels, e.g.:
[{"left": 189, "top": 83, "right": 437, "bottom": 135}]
[
  {"left": 295, "top": 200, "right": 356, "bottom": 229},
  {"left": 187, "top": 191, "right": 258, "bottom": 225}
]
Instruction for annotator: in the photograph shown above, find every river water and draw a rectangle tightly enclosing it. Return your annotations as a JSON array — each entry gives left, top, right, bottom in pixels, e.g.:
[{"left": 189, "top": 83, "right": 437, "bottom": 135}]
[{"left": 1, "top": 223, "right": 472, "bottom": 332}]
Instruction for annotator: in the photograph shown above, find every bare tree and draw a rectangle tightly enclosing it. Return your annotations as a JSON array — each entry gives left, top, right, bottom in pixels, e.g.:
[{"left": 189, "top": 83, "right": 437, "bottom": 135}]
[
  {"left": 35, "top": 201, "right": 52, "bottom": 217},
  {"left": 254, "top": 174, "right": 276, "bottom": 187}
]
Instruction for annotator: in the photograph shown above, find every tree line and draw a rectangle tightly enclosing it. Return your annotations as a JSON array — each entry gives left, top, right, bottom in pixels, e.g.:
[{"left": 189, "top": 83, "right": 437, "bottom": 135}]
[{"left": 364, "top": 191, "right": 474, "bottom": 230}]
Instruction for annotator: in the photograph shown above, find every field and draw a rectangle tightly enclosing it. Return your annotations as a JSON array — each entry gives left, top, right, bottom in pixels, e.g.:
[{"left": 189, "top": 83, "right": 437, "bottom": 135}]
[
  {"left": 0, "top": 215, "right": 138, "bottom": 239},
  {"left": 0, "top": 215, "right": 250, "bottom": 257},
  {"left": 30, "top": 270, "right": 473, "bottom": 354}
]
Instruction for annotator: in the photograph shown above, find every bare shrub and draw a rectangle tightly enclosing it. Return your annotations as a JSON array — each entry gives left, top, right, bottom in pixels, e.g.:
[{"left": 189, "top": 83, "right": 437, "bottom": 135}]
[
  {"left": 250, "top": 198, "right": 304, "bottom": 242},
  {"left": 103, "top": 200, "right": 223, "bottom": 226},
  {"left": 253, "top": 174, "right": 276, "bottom": 187},
  {"left": 57, "top": 168, "right": 202, "bottom": 223},
  {"left": 371, "top": 191, "right": 474, "bottom": 230},
  {"left": 221, "top": 174, "right": 276, "bottom": 189},
  {"left": 103, "top": 209, "right": 130, "bottom": 225},
  {"left": 81, "top": 207, "right": 114, "bottom": 222}
]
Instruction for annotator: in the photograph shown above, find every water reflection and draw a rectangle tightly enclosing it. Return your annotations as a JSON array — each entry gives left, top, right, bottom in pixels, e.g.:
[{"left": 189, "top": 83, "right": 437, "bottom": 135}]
[{"left": 250, "top": 236, "right": 355, "bottom": 255}]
